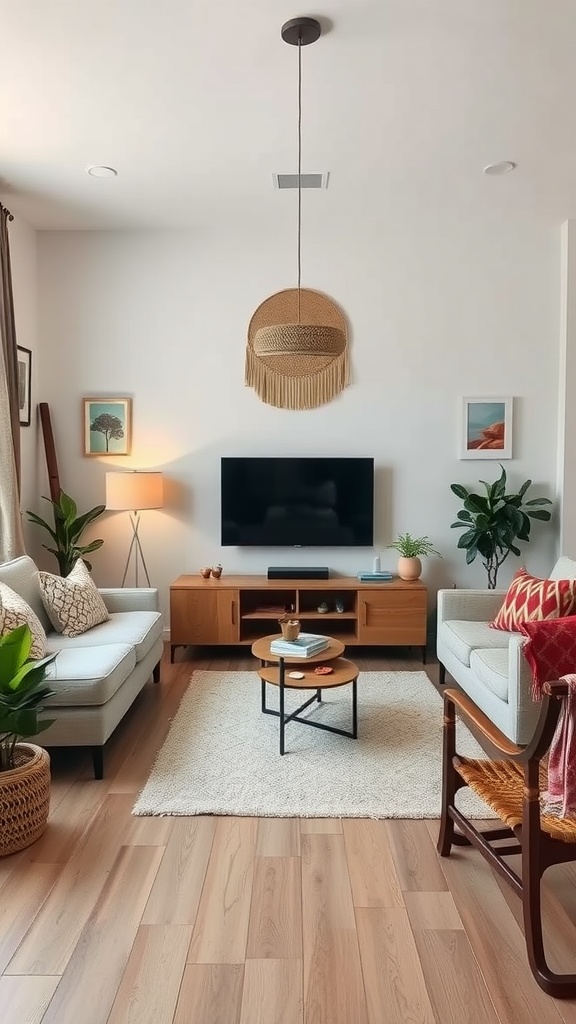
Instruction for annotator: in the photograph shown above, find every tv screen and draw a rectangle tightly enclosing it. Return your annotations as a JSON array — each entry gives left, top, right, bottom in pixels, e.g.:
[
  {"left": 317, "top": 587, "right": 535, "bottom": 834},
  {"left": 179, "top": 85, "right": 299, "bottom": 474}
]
[{"left": 221, "top": 457, "right": 374, "bottom": 547}]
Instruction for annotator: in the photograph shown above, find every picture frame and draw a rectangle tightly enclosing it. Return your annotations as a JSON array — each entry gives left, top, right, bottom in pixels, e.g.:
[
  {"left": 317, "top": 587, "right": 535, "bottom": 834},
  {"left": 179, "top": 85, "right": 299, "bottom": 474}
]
[
  {"left": 460, "top": 396, "right": 513, "bottom": 460},
  {"left": 83, "top": 397, "right": 132, "bottom": 456},
  {"left": 17, "top": 346, "right": 32, "bottom": 426}
]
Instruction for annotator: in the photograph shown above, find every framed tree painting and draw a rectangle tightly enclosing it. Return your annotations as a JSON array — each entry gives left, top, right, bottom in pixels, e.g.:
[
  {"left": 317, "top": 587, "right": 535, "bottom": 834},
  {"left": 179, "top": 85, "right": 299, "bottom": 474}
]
[
  {"left": 17, "top": 346, "right": 32, "bottom": 426},
  {"left": 83, "top": 397, "right": 132, "bottom": 456},
  {"left": 460, "top": 396, "right": 513, "bottom": 459}
]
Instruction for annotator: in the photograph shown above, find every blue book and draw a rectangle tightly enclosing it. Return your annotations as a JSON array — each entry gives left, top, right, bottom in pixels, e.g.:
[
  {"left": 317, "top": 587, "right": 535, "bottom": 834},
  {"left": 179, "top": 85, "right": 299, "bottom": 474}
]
[{"left": 357, "top": 571, "right": 394, "bottom": 581}]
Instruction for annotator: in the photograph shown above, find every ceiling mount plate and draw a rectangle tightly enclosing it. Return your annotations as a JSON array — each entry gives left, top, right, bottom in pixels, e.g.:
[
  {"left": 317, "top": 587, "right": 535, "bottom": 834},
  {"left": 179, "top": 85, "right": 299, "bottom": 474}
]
[{"left": 281, "top": 17, "right": 321, "bottom": 46}]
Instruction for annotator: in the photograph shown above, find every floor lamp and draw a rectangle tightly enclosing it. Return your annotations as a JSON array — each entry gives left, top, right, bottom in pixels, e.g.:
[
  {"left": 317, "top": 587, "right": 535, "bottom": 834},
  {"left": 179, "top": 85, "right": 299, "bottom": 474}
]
[{"left": 105, "top": 471, "right": 164, "bottom": 586}]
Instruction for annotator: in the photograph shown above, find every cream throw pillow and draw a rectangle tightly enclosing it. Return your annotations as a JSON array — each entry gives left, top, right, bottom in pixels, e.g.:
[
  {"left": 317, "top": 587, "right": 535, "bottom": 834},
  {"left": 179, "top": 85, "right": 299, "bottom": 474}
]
[
  {"left": 0, "top": 580, "right": 47, "bottom": 658},
  {"left": 38, "top": 559, "right": 110, "bottom": 637}
]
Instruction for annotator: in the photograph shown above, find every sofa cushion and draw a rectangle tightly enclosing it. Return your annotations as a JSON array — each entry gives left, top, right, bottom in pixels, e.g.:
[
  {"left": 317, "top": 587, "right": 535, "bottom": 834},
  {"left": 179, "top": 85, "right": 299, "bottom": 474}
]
[
  {"left": 46, "top": 610, "right": 162, "bottom": 663},
  {"left": 43, "top": 643, "right": 136, "bottom": 706},
  {"left": 438, "top": 619, "right": 513, "bottom": 667},
  {"left": 469, "top": 648, "right": 510, "bottom": 702},
  {"left": 38, "top": 559, "right": 110, "bottom": 637},
  {"left": 491, "top": 568, "right": 576, "bottom": 632},
  {"left": 0, "top": 554, "right": 51, "bottom": 633},
  {"left": 0, "top": 580, "right": 47, "bottom": 658}
]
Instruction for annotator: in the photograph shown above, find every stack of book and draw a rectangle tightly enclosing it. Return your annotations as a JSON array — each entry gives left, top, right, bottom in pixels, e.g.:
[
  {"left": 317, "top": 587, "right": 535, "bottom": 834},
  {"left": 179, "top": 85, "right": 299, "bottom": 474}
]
[
  {"left": 357, "top": 570, "right": 394, "bottom": 582},
  {"left": 270, "top": 633, "right": 330, "bottom": 657}
]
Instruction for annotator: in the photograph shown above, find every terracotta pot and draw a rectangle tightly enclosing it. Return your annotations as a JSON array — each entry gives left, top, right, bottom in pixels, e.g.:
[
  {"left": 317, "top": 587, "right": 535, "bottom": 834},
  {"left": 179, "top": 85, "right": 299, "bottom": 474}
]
[
  {"left": 397, "top": 555, "right": 422, "bottom": 581},
  {"left": 200, "top": 567, "right": 212, "bottom": 578},
  {"left": 0, "top": 743, "right": 51, "bottom": 857}
]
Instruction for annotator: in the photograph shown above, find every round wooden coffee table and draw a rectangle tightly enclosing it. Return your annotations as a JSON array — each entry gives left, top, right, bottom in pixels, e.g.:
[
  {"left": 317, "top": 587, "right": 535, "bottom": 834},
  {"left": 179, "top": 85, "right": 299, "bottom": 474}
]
[{"left": 251, "top": 634, "right": 359, "bottom": 755}]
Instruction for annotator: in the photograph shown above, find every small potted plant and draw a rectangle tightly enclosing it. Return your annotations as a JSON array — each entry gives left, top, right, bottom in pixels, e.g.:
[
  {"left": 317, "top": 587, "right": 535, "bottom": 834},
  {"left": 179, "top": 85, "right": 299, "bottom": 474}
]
[
  {"left": 0, "top": 624, "right": 56, "bottom": 857},
  {"left": 388, "top": 533, "right": 442, "bottom": 581},
  {"left": 26, "top": 489, "right": 105, "bottom": 577}
]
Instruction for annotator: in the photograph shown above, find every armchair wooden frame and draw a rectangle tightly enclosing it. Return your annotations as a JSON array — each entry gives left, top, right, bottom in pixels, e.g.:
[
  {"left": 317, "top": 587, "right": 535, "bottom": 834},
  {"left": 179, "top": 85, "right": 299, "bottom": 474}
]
[{"left": 438, "top": 682, "right": 576, "bottom": 998}]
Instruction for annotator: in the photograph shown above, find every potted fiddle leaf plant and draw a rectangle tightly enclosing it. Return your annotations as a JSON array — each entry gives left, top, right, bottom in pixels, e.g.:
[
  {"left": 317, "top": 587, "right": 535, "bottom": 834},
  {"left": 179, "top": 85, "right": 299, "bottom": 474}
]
[
  {"left": 27, "top": 489, "right": 105, "bottom": 576},
  {"left": 0, "top": 624, "right": 56, "bottom": 856},
  {"left": 388, "top": 533, "right": 442, "bottom": 581},
  {"left": 450, "top": 464, "right": 553, "bottom": 588}
]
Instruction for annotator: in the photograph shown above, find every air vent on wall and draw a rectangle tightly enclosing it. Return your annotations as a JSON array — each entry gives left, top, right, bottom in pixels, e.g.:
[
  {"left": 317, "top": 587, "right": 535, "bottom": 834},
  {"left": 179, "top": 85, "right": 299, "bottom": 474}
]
[{"left": 273, "top": 172, "right": 329, "bottom": 189}]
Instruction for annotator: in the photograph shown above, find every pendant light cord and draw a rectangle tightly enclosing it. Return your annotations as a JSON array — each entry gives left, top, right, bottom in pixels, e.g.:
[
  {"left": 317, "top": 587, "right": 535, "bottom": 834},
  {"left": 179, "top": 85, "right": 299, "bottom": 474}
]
[{"left": 297, "top": 35, "right": 302, "bottom": 324}]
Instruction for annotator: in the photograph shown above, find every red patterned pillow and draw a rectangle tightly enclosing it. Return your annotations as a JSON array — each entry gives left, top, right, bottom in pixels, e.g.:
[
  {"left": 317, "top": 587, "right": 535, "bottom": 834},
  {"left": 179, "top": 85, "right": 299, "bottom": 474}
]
[
  {"left": 518, "top": 616, "right": 576, "bottom": 696},
  {"left": 490, "top": 568, "right": 576, "bottom": 632}
]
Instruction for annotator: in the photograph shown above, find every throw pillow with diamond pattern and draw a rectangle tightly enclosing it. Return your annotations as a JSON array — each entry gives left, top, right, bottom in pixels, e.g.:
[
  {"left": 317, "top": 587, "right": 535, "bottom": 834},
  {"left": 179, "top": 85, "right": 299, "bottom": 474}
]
[
  {"left": 38, "top": 558, "right": 109, "bottom": 637},
  {"left": 490, "top": 568, "right": 576, "bottom": 632},
  {"left": 0, "top": 580, "right": 47, "bottom": 657}
]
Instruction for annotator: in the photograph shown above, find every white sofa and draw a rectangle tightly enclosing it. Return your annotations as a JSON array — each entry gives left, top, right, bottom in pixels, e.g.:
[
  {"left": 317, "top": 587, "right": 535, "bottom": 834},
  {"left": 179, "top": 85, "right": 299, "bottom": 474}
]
[
  {"left": 0, "top": 555, "right": 163, "bottom": 778},
  {"left": 436, "top": 556, "right": 576, "bottom": 745}
]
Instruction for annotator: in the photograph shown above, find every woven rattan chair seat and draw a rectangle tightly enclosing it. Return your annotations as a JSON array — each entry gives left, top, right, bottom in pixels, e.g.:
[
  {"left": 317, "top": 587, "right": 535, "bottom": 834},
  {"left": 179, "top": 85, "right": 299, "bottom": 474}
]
[{"left": 455, "top": 757, "right": 576, "bottom": 843}]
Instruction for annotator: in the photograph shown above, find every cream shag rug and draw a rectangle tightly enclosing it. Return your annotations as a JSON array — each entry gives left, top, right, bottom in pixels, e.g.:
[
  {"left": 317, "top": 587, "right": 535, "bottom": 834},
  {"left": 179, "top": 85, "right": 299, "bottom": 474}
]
[{"left": 133, "top": 670, "right": 493, "bottom": 819}]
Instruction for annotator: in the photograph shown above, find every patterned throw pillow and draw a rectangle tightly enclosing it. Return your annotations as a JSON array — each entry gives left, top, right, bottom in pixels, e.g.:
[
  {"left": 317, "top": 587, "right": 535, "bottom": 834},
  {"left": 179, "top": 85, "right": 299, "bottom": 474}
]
[
  {"left": 0, "top": 580, "right": 47, "bottom": 658},
  {"left": 490, "top": 568, "right": 576, "bottom": 632},
  {"left": 518, "top": 616, "right": 576, "bottom": 695},
  {"left": 37, "top": 559, "right": 109, "bottom": 637}
]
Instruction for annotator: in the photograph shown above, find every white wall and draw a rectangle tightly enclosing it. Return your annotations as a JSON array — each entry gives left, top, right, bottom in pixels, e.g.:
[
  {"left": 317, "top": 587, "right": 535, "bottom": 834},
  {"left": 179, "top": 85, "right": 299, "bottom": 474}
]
[
  {"left": 6, "top": 211, "right": 42, "bottom": 554},
  {"left": 36, "top": 214, "right": 561, "bottom": 623}
]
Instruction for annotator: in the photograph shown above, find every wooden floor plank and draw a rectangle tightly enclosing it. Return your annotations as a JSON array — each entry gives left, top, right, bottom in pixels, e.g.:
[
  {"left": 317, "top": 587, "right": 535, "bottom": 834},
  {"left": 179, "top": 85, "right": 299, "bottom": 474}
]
[
  {"left": 240, "top": 959, "right": 303, "bottom": 1024},
  {"left": 0, "top": 863, "right": 60, "bottom": 973},
  {"left": 342, "top": 818, "right": 404, "bottom": 908},
  {"left": 412, "top": 928, "right": 501, "bottom": 1024},
  {"left": 39, "top": 845, "right": 164, "bottom": 1024},
  {"left": 246, "top": 857, "right": 302, "bottom": 959},
  {"left": 107, "top": 924, "right": 192, "bottom": 1024},
  {"left": 7, "top": 794, "right": 136, "bottom": 975},
  {"left": 173, "top": 964, "right": 244, "bottom": 1024},
  {"left": 141, "top": 816, "right": 216, "bottom": 925},
  {"left": 301, "top": 832, "right": 369, "bottom": 1024},
  {"left": 404, "top": 891, "right": 463, "bottom": 931},
  {"left": 355, "top": 907, "right": 436, "bottom": 1024},
  {"left": 300, "top": 818, "right": 343, "bottom": 834},
  {"left": 256, "top": 817, "right": 300, "bottom": 857},
  {"left": 188, "top": 816, "right": 258, "bottom": 964},
  {"left": 0, "top": 975, "right": 60, "bottom": 1024},
  {"left": 386, "top": 819, "right": 449, "bottom": 892}
]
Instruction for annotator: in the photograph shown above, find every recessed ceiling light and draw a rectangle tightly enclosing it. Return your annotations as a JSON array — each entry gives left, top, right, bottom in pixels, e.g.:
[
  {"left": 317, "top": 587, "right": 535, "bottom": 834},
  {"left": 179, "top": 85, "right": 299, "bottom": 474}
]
[
  {"left": 87, "top": 165, "right": 118, "bottom": 178},
  {"left": 483, "top": 161, "right": 517, "bottom": 176}
]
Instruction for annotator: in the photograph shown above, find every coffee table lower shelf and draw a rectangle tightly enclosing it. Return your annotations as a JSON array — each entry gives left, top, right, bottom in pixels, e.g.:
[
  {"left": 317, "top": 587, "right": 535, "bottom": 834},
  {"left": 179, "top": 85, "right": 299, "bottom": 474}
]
[{"left": 258, "top": 657, "right": 359, "bottom": 755}]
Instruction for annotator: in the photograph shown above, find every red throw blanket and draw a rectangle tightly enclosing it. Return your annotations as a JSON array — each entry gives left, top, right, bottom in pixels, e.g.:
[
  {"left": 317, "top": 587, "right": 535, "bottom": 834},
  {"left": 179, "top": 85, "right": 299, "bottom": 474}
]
[{"left": 519, "top": 616, "right": 576, "bottom": 817}]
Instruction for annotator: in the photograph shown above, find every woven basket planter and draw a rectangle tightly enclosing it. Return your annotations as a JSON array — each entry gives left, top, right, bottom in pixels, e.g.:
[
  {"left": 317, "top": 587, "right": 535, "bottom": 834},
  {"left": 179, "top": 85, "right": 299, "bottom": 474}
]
[{"left": 0, "top": 744, "right": 51, "bottom": 857}]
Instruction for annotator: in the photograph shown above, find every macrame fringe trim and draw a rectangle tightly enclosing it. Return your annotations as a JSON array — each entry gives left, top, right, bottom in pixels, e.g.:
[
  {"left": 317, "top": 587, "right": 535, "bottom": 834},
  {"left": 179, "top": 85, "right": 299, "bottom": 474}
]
[{"left": 245, "top": 349, "right": 349, "bottom": 410}]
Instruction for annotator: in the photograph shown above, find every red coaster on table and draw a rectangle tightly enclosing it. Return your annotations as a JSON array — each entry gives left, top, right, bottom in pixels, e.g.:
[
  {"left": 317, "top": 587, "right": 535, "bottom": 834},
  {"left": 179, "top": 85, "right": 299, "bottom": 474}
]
[{"left": 314, "top": 665, "right": 333, "bottom": 675}]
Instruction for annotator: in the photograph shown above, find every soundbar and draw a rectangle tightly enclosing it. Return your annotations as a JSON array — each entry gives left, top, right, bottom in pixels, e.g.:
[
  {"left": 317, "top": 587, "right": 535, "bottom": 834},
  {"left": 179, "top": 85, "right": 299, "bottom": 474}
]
[{"left": 267, "top": 566, "right": 330, "bottom": 580}]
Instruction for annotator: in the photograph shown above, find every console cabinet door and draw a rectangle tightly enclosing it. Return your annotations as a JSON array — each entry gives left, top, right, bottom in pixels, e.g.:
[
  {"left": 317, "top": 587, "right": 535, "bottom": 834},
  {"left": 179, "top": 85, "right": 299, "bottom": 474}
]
[
  {"left": 171, "top": 588, "right": 239, "bottom": 645},
  {"left": 357, "top": 587, "right": 427, "bottom": 645}
]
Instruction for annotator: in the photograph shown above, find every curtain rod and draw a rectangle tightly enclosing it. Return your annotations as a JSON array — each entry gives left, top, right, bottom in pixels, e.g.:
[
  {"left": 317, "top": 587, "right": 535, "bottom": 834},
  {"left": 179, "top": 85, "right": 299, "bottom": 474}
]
[{"left": 0, "top": 203, "right": 14, "bottom": 221}]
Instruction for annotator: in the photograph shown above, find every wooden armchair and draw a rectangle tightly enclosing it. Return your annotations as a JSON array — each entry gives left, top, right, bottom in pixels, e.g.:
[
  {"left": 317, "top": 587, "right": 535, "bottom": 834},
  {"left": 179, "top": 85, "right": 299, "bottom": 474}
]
[{"left": 438, "top": 682, "right": 576, "bottom": 998}]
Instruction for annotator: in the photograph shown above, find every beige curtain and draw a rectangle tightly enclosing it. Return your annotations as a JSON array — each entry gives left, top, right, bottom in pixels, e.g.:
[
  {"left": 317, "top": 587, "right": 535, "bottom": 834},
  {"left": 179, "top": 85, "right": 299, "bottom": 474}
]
[{"left": 0, "top": 203, "right": 25, "bottom": 561}]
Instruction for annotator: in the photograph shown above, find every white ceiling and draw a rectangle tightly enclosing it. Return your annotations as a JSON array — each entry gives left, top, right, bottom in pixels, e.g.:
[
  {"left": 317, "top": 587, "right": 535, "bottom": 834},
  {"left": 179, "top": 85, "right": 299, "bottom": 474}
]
[{"left": 2, "top": 0, "right": 576, "bottom": 229}]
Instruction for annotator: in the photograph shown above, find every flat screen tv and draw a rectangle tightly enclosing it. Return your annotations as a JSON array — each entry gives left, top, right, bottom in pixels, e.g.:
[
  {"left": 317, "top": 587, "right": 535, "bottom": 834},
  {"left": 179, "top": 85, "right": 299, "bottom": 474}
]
[{"left": 221, "top": 457, "right": 374, "bottom": 547}]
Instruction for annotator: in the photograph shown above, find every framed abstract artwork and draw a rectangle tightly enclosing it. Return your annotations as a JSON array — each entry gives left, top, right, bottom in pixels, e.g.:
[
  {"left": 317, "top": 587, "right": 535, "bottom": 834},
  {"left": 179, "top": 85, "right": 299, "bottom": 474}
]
[
  {"left": 460, "top": 396, "right": 513, "bottom": 459},
  {"left": 17, "top": 346, "right": 32, "bottom": 426},
  {"left": 83, "top": 397, "right": 132, "bottom": 456}
]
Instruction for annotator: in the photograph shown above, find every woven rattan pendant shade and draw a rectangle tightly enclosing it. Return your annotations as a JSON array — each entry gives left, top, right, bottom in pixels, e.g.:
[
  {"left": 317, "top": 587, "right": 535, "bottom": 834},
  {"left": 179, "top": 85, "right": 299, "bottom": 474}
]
[
  {"left": 245, "top": 17, "right": 350, "bottom": 411},
  {"left": 246, "top": 288, "right": 348, "bottom": 410}
]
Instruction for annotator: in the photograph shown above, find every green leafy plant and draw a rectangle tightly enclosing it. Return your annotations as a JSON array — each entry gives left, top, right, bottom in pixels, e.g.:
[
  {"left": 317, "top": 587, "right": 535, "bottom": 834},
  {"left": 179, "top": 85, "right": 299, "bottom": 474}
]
[
  {"left": 450, "top": 465, "right": 553, "bottom": 588},
  {"left": 0, "top": 625, "right": 56, "bottom": 772},
  {"left": 27, "top": 490, "right": 105, "bottom": 577},
  {"left": 388, "top": 533, "right": 442, "bottom": 558}
]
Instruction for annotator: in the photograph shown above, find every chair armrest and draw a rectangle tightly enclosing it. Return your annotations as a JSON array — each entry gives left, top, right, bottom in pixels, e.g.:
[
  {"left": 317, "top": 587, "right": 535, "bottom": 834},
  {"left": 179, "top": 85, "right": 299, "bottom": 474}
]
[
  {"left": 445, "top": 684, "right": 563, "bottom": 764},
  {"left": 99, "top": 588, "right": 159, "bottom": 613},
  {"left": 437, "top": 588, "right": 506, "bottom": 624}
]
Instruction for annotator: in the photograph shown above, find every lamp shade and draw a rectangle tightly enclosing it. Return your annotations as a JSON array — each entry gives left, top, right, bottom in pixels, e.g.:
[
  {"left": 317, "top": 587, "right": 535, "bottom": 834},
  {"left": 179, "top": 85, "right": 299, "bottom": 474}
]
[{"left": 106, "top": 471, "right": 164, "bottom": 511}]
